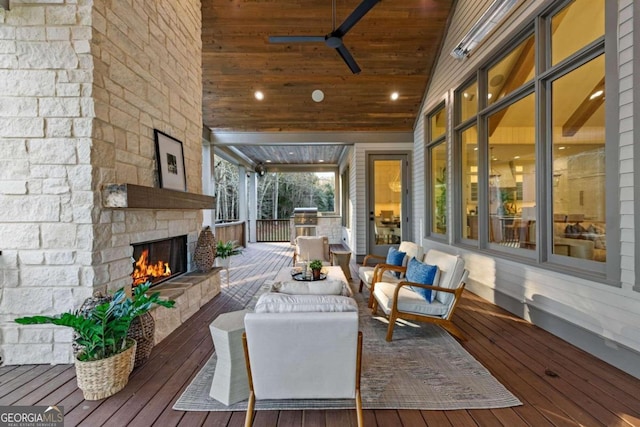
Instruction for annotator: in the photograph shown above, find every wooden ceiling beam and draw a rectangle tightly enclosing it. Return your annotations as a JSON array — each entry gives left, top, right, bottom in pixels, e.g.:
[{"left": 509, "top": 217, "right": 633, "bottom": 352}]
[
  {"left": 562, "top": 77, "right": 605, "bottom": 137},
  {"left": 488, "top": 37, "right": 535, "bottom": 137}
]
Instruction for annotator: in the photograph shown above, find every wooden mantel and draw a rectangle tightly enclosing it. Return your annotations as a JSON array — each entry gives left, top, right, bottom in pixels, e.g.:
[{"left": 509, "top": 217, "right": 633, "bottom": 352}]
[{"left": 103, "top": 184, "right": 215, "bottom": 210}]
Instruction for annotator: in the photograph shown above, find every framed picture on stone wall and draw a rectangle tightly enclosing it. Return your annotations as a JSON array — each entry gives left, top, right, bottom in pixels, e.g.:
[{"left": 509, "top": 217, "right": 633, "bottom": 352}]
[{"left": 154, "top": 129, "right": 187, "bottom": 192}]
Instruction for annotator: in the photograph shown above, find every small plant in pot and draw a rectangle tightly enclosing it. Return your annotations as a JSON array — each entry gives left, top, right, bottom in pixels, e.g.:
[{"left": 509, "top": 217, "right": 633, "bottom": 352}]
[
  {"left": 14, "top": 282, "right": 174, "bottom": 400},
  {"left": 215, "top": 240, "right": 243, "bottom": 268},
  {"left": 309, "top": 259, "right": 324, "bottom": 280}
]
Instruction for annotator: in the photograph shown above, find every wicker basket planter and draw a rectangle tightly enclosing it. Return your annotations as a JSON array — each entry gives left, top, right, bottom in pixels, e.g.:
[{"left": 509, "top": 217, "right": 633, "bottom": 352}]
[
  {"left": 75, "top": 339, "right": 137, "bottom": 400},
  {"left": 128, "top": 312, "right": 155, "bottom": 368}
]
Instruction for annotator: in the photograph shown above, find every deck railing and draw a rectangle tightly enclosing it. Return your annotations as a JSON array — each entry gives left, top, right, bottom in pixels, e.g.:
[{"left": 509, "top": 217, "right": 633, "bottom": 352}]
[
  {"left": 256, "top": 219, "right": 290, "bottom": 242},
  {"left": 214, "top": 220, "right": 246, "bottom": 247}
]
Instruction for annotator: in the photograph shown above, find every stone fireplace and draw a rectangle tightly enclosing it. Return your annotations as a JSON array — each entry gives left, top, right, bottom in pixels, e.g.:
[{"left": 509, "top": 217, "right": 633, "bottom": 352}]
[{"left": 0, "top": 0, "right": 214, "bottom": 365}]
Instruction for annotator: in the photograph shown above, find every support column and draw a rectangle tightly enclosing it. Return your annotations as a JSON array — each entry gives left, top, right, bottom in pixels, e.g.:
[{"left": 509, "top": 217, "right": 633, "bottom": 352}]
[
  {"left": 238, "top": 166, "right": 248, "bottom": 245},
  {"left": 201, "top": 141, "right": 215, "bottom": 228},
  {"left": 248, "top": 172, "right": 258, "bottom": 243}
]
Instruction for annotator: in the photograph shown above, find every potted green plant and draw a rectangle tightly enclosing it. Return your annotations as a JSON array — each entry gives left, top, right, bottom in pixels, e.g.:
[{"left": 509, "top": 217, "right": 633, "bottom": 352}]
[
  {"left": 309, "top": 259, "right": 323, "bottom": 280},
  {"left": 215, "top": 240, "right": 243, "bottom": 268},
  {"left": 14, "top": 282, "right": 174, "bottom": 400}
]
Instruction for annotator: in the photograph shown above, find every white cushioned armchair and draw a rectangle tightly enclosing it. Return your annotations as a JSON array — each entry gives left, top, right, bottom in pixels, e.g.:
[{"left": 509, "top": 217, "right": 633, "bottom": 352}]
[
  {"left": 293, "top": 236, "right": 331, "bottom": 266},
  {"left": 242, "top": 293, "right": 363, "bottom": 427},
  {"left": 358, "top": 241, "right": 423, "bottom": 306},
  {"left": 371, "top": 249, "right": 468, "bottom": 342}
]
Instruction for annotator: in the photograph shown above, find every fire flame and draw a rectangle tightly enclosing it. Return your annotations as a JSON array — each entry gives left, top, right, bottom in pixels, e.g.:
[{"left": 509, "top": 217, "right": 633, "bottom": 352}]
[{"left": 132, "top": 249, "right": 171, "bottom": 286}]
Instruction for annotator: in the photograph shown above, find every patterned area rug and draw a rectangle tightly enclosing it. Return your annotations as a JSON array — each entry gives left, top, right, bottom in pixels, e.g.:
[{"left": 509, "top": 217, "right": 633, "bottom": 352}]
[{"left": 173, "top": 287, "right": 522, "bottom": 411}]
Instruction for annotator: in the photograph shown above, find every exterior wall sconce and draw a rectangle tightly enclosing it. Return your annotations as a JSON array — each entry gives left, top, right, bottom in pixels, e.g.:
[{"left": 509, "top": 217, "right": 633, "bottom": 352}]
[
  {"left": 254, "top": 163, "right": 266, "bottom": 177},
  {"left": 450, "top": 0, "right": 520, "bottom": 60}
]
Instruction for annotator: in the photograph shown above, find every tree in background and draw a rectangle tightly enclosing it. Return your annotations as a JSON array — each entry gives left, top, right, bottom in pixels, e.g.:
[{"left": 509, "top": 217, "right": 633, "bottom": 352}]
[
  {"left": 214, "top": 156, "right": 239, "bottom": 221},
  {"left": 214, "top": 156, "right": 335, "bottom": 221}
]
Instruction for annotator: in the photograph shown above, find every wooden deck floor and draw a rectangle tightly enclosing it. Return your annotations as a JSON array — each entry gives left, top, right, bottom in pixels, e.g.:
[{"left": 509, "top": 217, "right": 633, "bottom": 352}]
[{"left": 2, "top": 242, "right": 640, "bottom": 426}]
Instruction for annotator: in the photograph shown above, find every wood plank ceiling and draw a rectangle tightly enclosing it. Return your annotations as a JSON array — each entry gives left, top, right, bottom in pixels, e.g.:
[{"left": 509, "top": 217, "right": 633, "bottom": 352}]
[{"left": 202, "top": 0, "right": 455, "bottom": 133}]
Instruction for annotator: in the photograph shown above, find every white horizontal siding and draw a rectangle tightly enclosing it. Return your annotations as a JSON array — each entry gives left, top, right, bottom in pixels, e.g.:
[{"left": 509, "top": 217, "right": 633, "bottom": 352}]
[
  {"left": 619, "top": 0, "right": 634, "bottom": 289},
  {"left": 413, "top": 113, "right": 425, "bottom": 242},
  {"left": 414, "top": 0, "right": 639, "bottom": 365}
]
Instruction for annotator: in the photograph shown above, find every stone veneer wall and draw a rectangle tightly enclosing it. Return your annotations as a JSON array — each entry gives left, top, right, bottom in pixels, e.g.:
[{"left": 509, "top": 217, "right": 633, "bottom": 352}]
[{"left": 0, "top": 0, "right": 207, "bottom": 365}]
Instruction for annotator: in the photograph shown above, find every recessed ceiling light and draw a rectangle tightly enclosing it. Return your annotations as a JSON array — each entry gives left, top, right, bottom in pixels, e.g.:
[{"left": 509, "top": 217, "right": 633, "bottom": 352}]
[
  {"left": 312, "top": 89, "right": 324, "bottom": 102},
  {"left": 288, "top": 151, "right": 294, "bottom": 155},
  {"left": 487, "top": 93, "right": 493, "bottom": 99},
  {"left": 463, "top": 92, "right": 469, "bottom": 98},
  {"left": 558, "top": 146, "right": 566, "bottom": 150},
  {"left": 265, "top": 160, "right": 272, "bottom": 163},
  {"left": 513, "top": 155, "right": 520, "bottom": 159},
  {"left": 319, "top": 159, "right": 324, "bottom": 163},
  {"left": 254, "top": 91, "right": 264, "bottom": 100},
  {"left": 390, "top": 92, "right": 399, "bottom": 101},
  {"left": 589, "top": 90, "right": 604, "bottom": 100},
  {"left": 473, "top": 147, "right": 478, "bottom": 151}
]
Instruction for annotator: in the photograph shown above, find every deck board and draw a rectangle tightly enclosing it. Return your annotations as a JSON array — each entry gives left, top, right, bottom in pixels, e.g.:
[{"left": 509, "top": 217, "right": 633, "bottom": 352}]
[{"left": 1, "top": 242, "right": 640, "bottom": 427}]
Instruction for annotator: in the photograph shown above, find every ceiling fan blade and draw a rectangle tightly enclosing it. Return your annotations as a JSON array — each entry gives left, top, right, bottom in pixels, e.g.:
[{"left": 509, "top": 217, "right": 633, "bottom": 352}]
[
  {"left": 269, "top": 36, "right": 326, "bottom": 43},
  {"left": 335, "top": 45, "right": 361, "bottom": 74},
  {"left": 334, "top": 0, "right": 381, "bottom": 37}
]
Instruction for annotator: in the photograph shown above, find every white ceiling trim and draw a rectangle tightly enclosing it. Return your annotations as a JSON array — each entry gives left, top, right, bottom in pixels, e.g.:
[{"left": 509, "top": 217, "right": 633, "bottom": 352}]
[{"left": 210, "top": 131, "right": 414, "bottom": 146}]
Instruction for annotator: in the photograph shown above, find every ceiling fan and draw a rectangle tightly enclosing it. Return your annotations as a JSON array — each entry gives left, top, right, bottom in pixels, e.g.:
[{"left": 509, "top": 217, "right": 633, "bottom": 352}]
[{"left": 268, "top": 0, "right": 382, "bottom": 74}]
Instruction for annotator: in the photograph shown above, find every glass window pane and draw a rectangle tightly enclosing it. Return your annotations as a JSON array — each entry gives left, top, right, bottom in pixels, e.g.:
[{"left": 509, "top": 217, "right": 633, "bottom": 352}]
[
  {"left": 461, "top": 126, "right": 478, "bottom": 240},
  {"left": 374, "top": 160, "right": 402, "bottom": 244},
  {"left": 488, "top": 34, "right": 535, "bottom": 106},
  {"left": 551, "top": 55, "right": 605, "bottom": 262},
  {"left": 551, "top": 0, "right": 604, "bottom": 65},
  {"left": 431, "top": 142, "right": 447, "bottom": 234},
  {"left": 487, "top": 93, "right": 536, "bottom": 250},
  {"left": 459, "top": 80, "right": 478, "bottom": 123},
  {"left": 430, "top": 106, "right": 447, "bottom": 141}
]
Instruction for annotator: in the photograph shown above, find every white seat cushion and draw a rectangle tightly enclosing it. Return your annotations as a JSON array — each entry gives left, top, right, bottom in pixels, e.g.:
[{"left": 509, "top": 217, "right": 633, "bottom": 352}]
[
  {"left": 373, "top": 282, "right": 448, "bottom": 317},
  {"left": 423, "top": 250, "right": 465, "bottom": 305},
  {"left": 357, "top": 266, "right": 401, "bottom": 290}
]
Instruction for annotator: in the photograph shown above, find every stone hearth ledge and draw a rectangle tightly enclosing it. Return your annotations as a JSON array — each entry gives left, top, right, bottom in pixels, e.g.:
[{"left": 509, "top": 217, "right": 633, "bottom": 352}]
[{"left": 150, "top": 268, "right": 222, "bottom": 344}]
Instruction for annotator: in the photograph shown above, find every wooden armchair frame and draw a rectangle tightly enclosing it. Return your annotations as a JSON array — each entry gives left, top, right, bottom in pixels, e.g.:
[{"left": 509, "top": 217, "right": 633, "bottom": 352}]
[
  {"left": 371, "top": 273, "right": 468, "bottom": 342},
  {"left": 357, "top": 254, "right": 385, "bottom": 293}
]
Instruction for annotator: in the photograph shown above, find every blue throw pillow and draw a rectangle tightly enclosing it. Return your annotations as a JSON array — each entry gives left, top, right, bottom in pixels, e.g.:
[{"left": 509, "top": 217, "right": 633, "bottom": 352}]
[
  {"left": 386, "top": 247, "right": 406, "bottom": 278},
  {"left": 406, "top": 257, "right": 439, "bottom": 302}
]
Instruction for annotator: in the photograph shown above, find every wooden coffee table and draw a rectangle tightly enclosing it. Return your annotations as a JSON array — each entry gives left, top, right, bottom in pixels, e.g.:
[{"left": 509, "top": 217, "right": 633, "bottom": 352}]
[{"left": 274, "top": 265, "right": 353, "bottom": 297}]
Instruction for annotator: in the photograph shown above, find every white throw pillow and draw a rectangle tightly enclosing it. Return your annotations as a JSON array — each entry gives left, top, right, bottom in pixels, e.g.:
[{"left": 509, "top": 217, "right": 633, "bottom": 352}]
[
  {"left": 272, "top": 280, "right": 343, "bottom": 296},
  {"left": 254, "top": 293, "right": 357, "bottom": 313}
]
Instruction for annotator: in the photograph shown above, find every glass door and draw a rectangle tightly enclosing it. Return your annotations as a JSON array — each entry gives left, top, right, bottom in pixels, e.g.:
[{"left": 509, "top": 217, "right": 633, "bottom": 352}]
[{"left": 367, "top": 154, "right": 409, "bottom": 257}]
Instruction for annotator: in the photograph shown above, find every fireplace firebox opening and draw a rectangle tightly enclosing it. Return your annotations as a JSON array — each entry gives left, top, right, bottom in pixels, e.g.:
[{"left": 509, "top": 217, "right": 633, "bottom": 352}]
[{"left": 132, "top": 235, "right": 188, "bottom": 287}]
